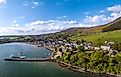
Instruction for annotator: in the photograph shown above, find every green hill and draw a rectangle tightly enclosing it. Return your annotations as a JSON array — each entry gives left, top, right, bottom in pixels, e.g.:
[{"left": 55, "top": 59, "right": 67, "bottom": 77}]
[
  {"left": 69, "top": 17, "right": 121, "bottom": 44},
  {"left": 70, "top": 30, "right": 121, "bottom": 44},
  {"left": 102, "top": 17, "right": 121, "bottom": 32}
]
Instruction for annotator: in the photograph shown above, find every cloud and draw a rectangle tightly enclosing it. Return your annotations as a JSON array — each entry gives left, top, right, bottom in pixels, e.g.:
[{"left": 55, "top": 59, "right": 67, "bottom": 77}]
[
  {"left": 81, "top": 13, "right": 120, "bottom": 26},
  {"left": 0, "top": 20, "right": 79, "bottom": 35},
  {"left": 84, "top": 12, "right": 90, "bottom": 15},
  {"left": 33, "top": 2, "right": 39, "bottom": 6},
  {"left": 22, "top": 1, "right": 29, "bottom": 6},
  {"left": 107, "top": 5, "right": 121, "bottom": 12},
  {"left": 0, "top": 0, "right": 6, "bottom": 8},
  {"left": 11, "top": 24, "right": 20, "bottom": 27},
  {"left": 99, "top": 10, "right": 105, "bottom": 13},
  {"left": 32, "top": 2, "right": 43, "bottom": 8},
  {"left": 13, "top": 20, "right": 17, "bottom": 23},
  {"left": 0, "top": 4, "right": 121, "bottom": 35},
  {"left": 33, "top": 2, "right": 43, "bottom": 6},
  {"left": 82, "top": 15, "right": 107, "bottom": 25},
  {"left": 22, "top": 1, "right": 43, "bottom": 8},
  {"left": 111, "top": 12, "right": 121, "bottom": 18},
  {"left": 57, "top": 15, "right": 67, "bottom": 19},
  {"left": 82, "top": 4, "right": 121, "bottom": 26},
  {"left": 25, "top": 20, "right": 79, "bottom": 33}
]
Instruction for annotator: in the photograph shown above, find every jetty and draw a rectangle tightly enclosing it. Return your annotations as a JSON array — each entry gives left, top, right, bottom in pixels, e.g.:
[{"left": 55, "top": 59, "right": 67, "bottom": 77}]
[
  {"left": 4, "top": 51, "right": 54, "bottom": 62},
  {"left": 4, "top": 57, "right": 51, "bottom": 62}
]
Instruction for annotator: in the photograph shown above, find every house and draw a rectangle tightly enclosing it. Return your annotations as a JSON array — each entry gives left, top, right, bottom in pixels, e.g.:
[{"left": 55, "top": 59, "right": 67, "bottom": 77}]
[
  {"left": 54, "top": 51, "right": 63, "bottom": 59},
  {"left": 101, "top": 45, "right": 110, "bottom": 51},
  {"left": 94, "top": 47, "right": 100, "bottom": 50},
  {"left": 84, "top": 46, "right": 89, "bottom": 50},
  {"left": 108, "top": 49, "right": 118, "bottom": 57},
  {"left": 108, "top": 42, "right": 115, "bottom": 45}
]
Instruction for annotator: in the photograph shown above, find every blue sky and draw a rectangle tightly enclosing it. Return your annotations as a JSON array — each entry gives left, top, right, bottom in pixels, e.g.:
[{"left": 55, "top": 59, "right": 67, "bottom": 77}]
[{"left": 0, "top": 0, "right": 121, "bottom": 35}]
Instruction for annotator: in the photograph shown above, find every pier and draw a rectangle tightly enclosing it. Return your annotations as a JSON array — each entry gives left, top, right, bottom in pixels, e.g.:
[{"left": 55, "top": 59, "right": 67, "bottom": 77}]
[{"left": 4, "top": 57, "right": 52, "bottom": 62}]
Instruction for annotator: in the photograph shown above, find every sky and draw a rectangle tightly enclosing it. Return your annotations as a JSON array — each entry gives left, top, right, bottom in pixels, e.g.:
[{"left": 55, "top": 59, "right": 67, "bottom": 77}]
[{"left": 0, "top": 0, "right": 121, "bottom": 35}]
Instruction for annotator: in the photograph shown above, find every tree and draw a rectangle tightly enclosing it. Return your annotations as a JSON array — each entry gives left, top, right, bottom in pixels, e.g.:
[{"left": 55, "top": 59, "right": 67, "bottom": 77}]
[
  {"left": 112, "top": 43, "right": 118, "bottom": 50},
  {"left": 77, "top": 46, "right": 84, "bottom": 52},
  {"left": 118, "top": 43, "right": 121, "bottom": 51},
  {"left": 91, "top": 51, "right": 104, "bottom": 62},
  {"left": 70, "top": 54, "right": 78, "bottom": 64},
  {"left": 115, "top": 54, "right": 121, "bottom": 64}
]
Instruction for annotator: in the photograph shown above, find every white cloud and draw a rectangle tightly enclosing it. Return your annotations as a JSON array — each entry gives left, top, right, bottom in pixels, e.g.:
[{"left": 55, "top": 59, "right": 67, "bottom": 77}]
[
  {"left": 23, "top": 1, "right": 43, "bottom": 8},
  {"left": 32, "top": 2, "right": 43, "bottom": 8},
  {"left": 82, "top": 4, "right": 121, "bottom": 26},
  {"left": 13, "top": 20, "right": 17, "bottom": 23},
  {"left": 0, "top": 0, "right": 6, "bottom": 8},
  {"left": 82, "top": 15, "right": 107, "bottom": 25},
  {"left": 84, "top": 12, "right": 90, "bottom": 15},
  {"left": 82, "top": 13, "right": 120, "bottom": 26},
  {"left": 111, "top": 12, "right": 121, "bottom": 18},
  {"left": 0, "top": 0, "right": 6, "bottom": 3},
  {"left": 31, "top": 6, "right": 35, "bottom": 8},
  {"left": 107, "top": 5, "right": 121, "bottom": 12},
  {"left": 31, "top": 1, "right": 43, "bottom": 8},
  {"left": 26, "top": 20, "right": 79, "bottom": 32},
  {"left": 99, "top": 10, "right": 105, "bottom": 13},
  {"left": 33, "top": 2, "right": 43, "bottom": 6},
  {"left": 22, "top": 1, "right": 29, "bottom": 6},
  {"left": 0, "top": 20, "right": 80, "bottom": 35},
  {"left": 11, "top": 24, "right": 20, "bottom": 27},
  {"left": 33, "top": 2, "right": 39, "bottom": 6},
  {"left": 63, "top": 16, "right": 67, "bottom": 18}
]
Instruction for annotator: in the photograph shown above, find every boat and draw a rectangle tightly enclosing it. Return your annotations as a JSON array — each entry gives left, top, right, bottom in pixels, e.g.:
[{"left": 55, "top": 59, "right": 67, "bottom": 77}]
[
  {"left": 4, "top": 52, "right": 51, "bottom": 62},
  {"left": 5, "top": 52, "right": 26, "bottom": 60}
]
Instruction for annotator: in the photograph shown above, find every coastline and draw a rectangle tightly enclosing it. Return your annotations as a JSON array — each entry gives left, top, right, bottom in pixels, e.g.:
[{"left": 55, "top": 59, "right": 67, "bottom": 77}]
[
  {"left": 17, "top": 42, "right": 121, "bottom": 77},
  {"left": 1, "top": 42, "right": 121, "bottom": 77},
  {"left": 55, "top": 60, "right": 118, "bottom": 77},
  {"left": 42, "top": 46, "right": 120, "bottom": 77}
]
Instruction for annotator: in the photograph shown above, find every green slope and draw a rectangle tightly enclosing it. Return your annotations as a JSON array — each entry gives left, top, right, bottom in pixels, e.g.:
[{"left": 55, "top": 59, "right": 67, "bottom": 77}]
[{"left": 70, "top": 30, "right": 121, "bottom": 44}]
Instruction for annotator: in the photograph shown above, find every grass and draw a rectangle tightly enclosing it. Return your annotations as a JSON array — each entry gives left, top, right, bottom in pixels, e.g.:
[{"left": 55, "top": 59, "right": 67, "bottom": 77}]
[{"left": 70, "top": 30, "right": 121, "bottom": 44}]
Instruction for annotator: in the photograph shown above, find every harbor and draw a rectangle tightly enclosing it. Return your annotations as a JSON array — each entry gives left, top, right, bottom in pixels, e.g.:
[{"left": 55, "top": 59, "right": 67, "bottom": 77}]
[{"left": 4, "top": 46, "right": 54, "bottom": 62}]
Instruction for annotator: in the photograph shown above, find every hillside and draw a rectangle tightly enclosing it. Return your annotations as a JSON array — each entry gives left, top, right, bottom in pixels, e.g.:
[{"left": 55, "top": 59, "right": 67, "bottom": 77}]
[
  {"left": 70, "top": 30, "right": 121, "bottom": 45},
  {"left": 68, "top": 17, "right": 121, "bottom": 45},
  {"left": 102, "top": 17, "right": 121, "bottom": 32}
]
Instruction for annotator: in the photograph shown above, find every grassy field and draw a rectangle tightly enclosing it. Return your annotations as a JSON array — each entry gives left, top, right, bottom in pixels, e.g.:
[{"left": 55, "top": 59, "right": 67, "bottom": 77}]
[{"left": 70, "top": 30, "right": 121, "bottom": 44}]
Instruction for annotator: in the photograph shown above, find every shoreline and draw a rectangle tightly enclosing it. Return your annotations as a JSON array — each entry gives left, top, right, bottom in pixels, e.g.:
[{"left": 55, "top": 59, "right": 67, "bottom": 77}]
[
  {"left": 55, "top": 60, "right": 118, "bottom": 77},
  {"left": 43, "top": 46, "right": 120, "bottom": 77},
  {"left": 35, "top": 44, "right": 119, "bottom": 77},
  {"left": 2, "top": 42, "right": 119, "bottom": 77}
]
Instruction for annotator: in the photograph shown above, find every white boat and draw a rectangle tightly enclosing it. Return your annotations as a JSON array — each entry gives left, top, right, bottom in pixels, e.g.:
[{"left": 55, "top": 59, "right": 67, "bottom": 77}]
[{"left": 9, "top": 52, "right": 26, "bottom": 59}]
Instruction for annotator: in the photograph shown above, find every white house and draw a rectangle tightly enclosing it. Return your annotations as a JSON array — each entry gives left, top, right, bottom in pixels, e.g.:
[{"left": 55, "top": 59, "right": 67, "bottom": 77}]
[
  {"left": 101, "top": 45, "right": 110, "bottom": 51},
  {"left": 94, "top": 47, "right": 100, "bottom": 50}
]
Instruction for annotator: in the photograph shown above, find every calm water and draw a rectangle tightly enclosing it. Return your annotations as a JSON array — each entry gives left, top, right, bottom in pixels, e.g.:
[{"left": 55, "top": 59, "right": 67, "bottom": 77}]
[{"left": 0, "top": 43, "right": 91, "bottom": 77}]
